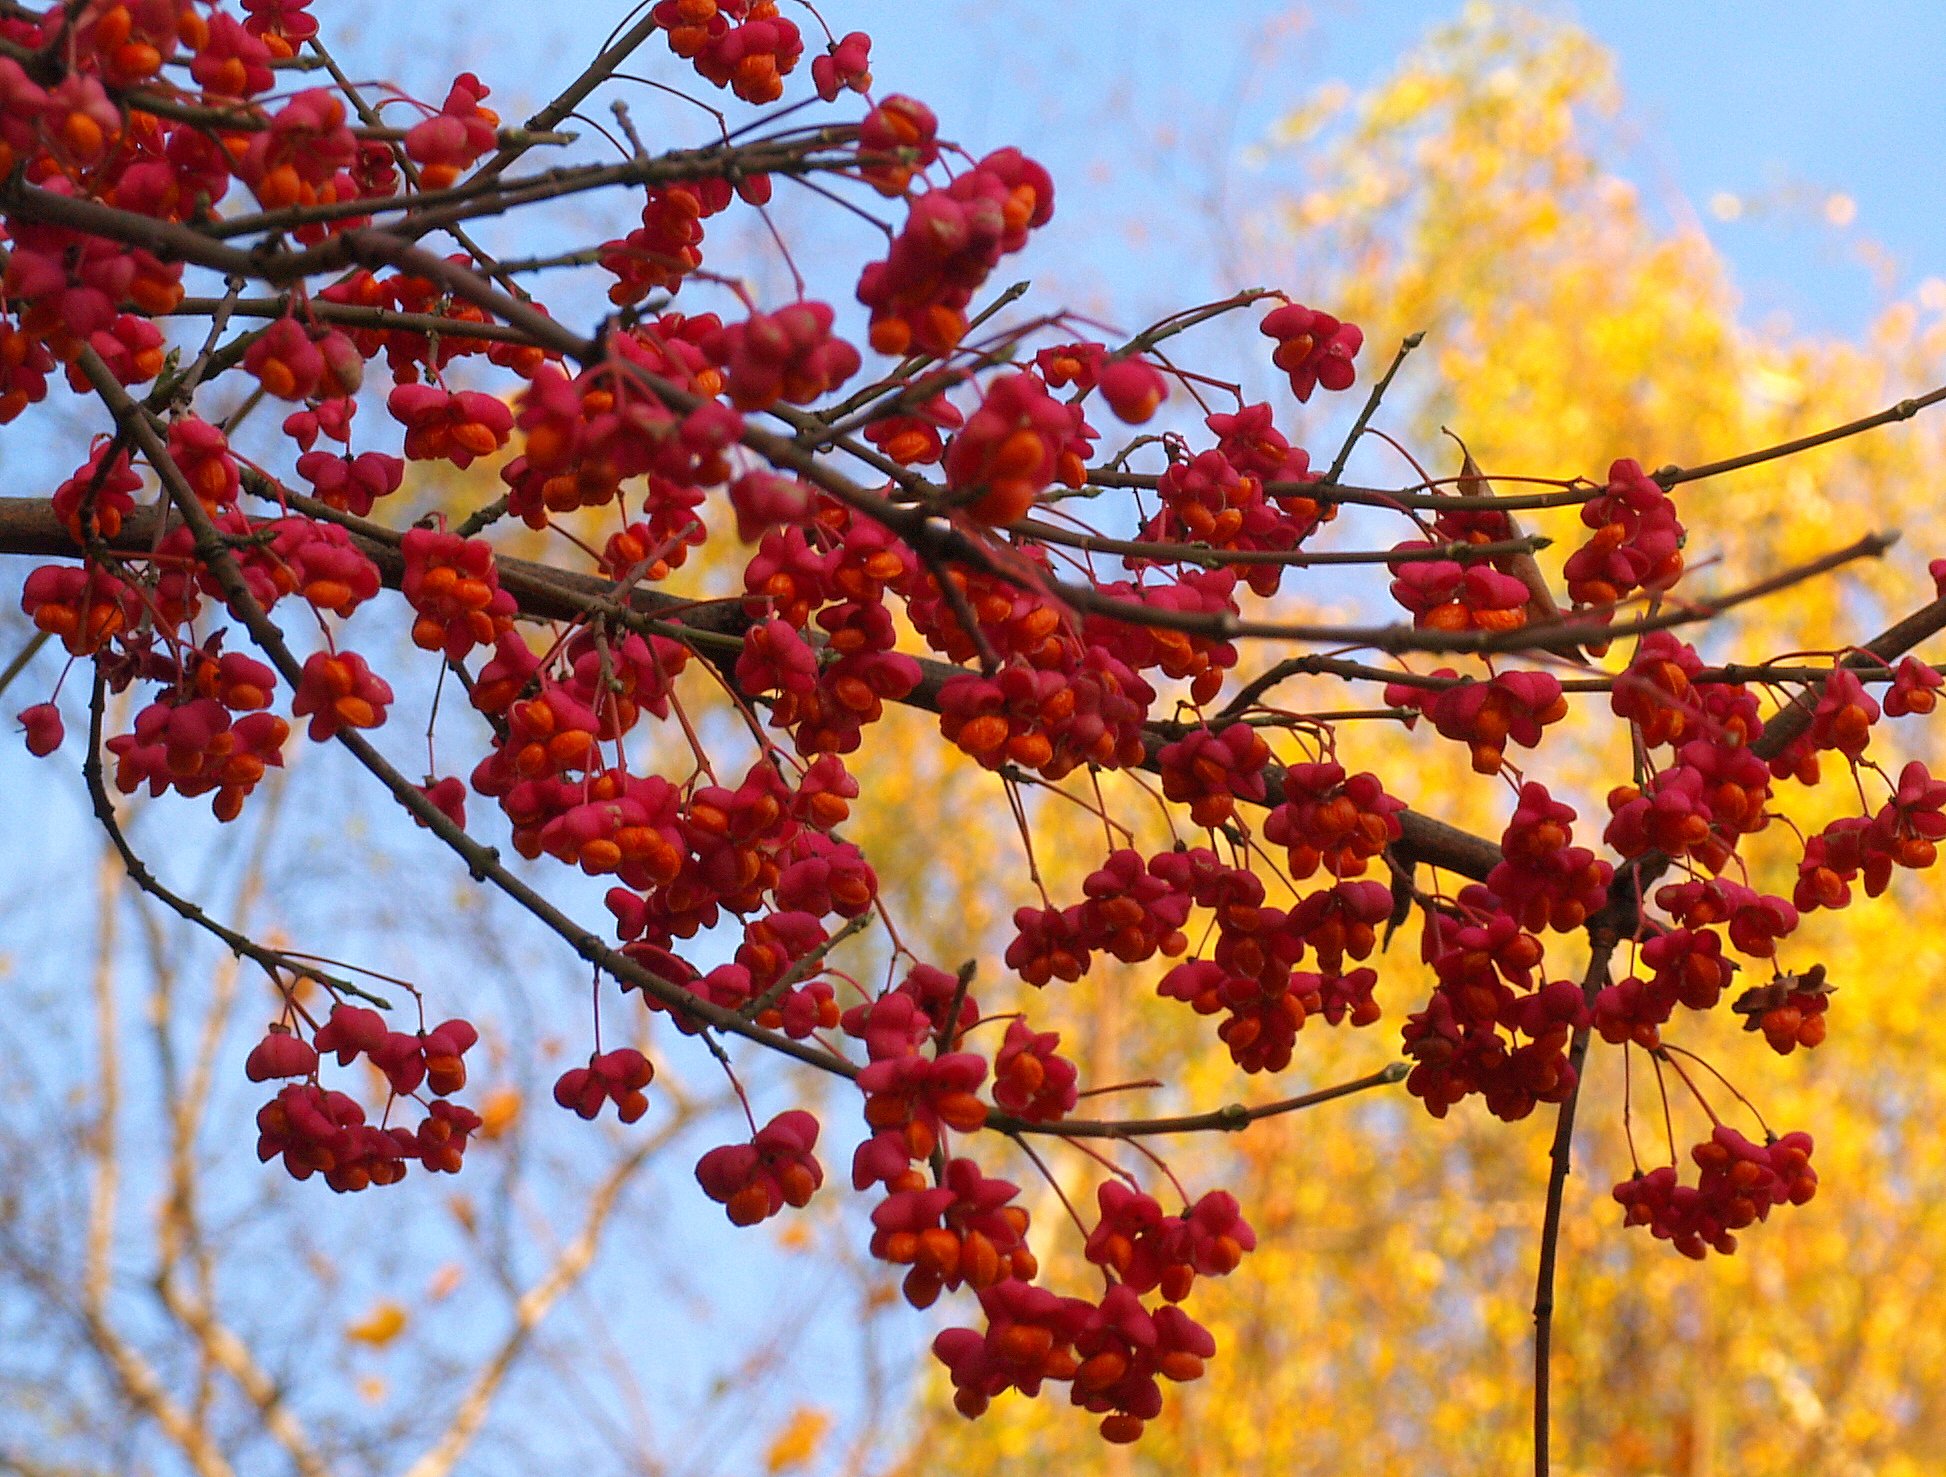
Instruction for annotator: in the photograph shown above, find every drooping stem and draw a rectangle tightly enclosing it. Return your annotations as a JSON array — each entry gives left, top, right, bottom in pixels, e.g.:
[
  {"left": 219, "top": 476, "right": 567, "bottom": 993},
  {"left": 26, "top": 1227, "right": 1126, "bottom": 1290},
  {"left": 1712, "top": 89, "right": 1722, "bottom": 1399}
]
[{"left": 1532, "top": 932, "right": 1617, "bottom": 1477}]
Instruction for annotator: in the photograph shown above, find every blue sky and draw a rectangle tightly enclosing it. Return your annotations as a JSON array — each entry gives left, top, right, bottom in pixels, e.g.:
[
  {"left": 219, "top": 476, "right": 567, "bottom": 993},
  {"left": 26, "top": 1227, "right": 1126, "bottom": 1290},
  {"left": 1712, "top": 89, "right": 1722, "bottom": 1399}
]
[
  {"left": 843, "top": 0, "right": 1945, "bottom": 336},
  {"left": 331, "top": 0, "right": 1946, "bottom": 344},
  {"left": 1550, "top": 3, "right": 1946, "bottom": 332},
  {"left": 361, "top": 0, "right": 1946, "bottom": 345}
]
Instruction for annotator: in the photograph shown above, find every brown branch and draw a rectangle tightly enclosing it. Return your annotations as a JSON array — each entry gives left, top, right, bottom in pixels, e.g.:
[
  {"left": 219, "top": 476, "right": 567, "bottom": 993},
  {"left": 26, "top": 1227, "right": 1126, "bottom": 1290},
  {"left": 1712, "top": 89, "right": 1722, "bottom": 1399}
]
[
  {"left": 1325, "top": 330, "right": 1424, "bottom": 484},
  {"left": 397, "top": 1128, "right": 671, "bottom": 1477},
  {"left": 170, "top": 295, "right": 543, "bottom": 348},
  {"left": 1044, "top": 529, "right": 1900, "bottom": 657},
  {"left": 0, "top": 627, "right": 50, "bottom": 699},
  {"left": 1090, "top": 465, "right": 1600, "bottom": 513},
  {"left": 0, "top": 491, "right": 1520, "bottom": 893},
  {"left": 80, "top": 666, "right": 388, "bottom": 1007},
  {"left": 739, "top": 912, "right": 872, "bottom": 1023},
  {"left": 199, "top": 132, "right": 858, "bottom": 242},
  {"left": 1216, "top": 651, "right": 1919, "bottom": 722},
  {"left": 1092, "top": 381, "right": 1946, "bottom": 513},
  {"left": 810, "top": 278, "right": 1030, "bottom": 428},
  {"left": 73, "top": 794, "right": 234, "bottom": 1477},
  {"left": 1657, "top": 383, "right": 1946, "bottom": 488},
  {"left": 990, "top": 1061, "right": 1408, "bottom": 1138},
  {"left": 124, "top": 83, "right": 570, "bottom": 147},
  {"left": 1532, "top": 932, "right": 1618, "bottom": 1477},
  {"left": 1010, "top": 516, "right": 1551, "bottom": 571},
  {"left": 473, "top": 7, "right": 669, "bottom": 184},
  {"left": 72, "top": 349, "right": 862, "bottom": 1084},
  {"left": 1750, "top": 593, "right": 1946, "bottom": 761}
]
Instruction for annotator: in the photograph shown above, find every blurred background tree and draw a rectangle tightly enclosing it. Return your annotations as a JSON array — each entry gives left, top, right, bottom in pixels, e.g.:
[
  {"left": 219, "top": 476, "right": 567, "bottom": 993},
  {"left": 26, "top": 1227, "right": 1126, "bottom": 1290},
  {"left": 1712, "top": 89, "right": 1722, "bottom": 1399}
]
[{"left": 901, "top": 8, "right": 1946, "bottom": 1475}]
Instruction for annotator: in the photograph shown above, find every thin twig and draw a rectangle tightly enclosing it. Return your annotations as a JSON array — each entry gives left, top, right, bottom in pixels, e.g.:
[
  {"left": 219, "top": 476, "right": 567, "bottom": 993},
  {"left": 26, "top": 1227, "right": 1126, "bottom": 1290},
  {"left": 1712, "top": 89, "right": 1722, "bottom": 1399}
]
[
  {"left": 1532, "top": 933, "right": 1618, "bottom": 1477},
  {"left": 1012, "top": 516, "right": 1548, "bottom": 571},
  {"left": 1656, "top": 383, "right": 1946, "bottom": 488},
  {"left": 738, "top": 913, "right": 871, "bottom": 1023},
  {"left": 1325, "top": 331, "right": 1424, "bottom": 484},
  {"left": 81, "top": 666, "right": 388, "bottom": 1008},
  {"left": 0, "top": 629, "right": 50, "bottom": 701},
  {"left": 985, "top": 1061, "right": 1408, "bottom": 1138}
]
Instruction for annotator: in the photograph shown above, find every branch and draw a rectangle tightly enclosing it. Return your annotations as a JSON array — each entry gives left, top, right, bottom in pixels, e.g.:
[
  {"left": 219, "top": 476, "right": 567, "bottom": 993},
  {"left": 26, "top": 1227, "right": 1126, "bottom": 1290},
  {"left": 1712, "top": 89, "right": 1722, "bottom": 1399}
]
[
  {"left": 1011, "top": 516, "right": 1550, "bottom": 571},
  {"left": 1531, "top": 932, "right": 1618, "bottom": 1477},
  {"left": 739, "top": 912, "right": 872, "bottom": 1024},
  {"left": 71, "top": 349, "right": 863, "bottom": 1084},
  {"left": 0, "top": 628, "right": 49, "bottom": 699},
  {"left": 308, "top": 231, "right": 1903, "bottom": 663},
  {"left": 1051, "top": 529, "right": 1900, "bottom": 657},
  {"left": 991, "top": 1061, "right": 1408, "bottom": 1138},
  {"left": 170, "top": 295, "right": 543, "bottom": 349},
  {"left": 1092, "top": 379, "right": 1946, "bottom": 510},
  {"left": 1750, "top": 592, "right": 1946, "bottom": 761},
  {"left": 199, "top": 132, "right": 859, "bottom": 243},
  {"left": 474, "top": 7, "right": 668, "bottom": 183},
  {"left": 150, "top": 1272, "right": 332, "bottom": 1477},
  {"left": 397, "top": 1135, "right": 665, "bottom": 1477},
  {"left": 1325, "top": 330, "right": 1424, "bottom": 484},
  {"left": 1090, "top": 464, "right": 1600, "bottom": 514},
  {"left": 0, "top": 490, "right": 1521, "bottom": 892},
  {"left": 1657, "top": 383, "right": 1946, "bottom": 488},
  {"left": 73, "top": 794, "right": 235, "bottom": 1477},
  {"left": 132, "top": 786, "right": 333, "bottom": 1477},
  {"left": 1218, "top": 652, "right": 1922, "bottom": 718},
  {"left": 81, "top": 668, "right": 389, "bottom": 1008}
]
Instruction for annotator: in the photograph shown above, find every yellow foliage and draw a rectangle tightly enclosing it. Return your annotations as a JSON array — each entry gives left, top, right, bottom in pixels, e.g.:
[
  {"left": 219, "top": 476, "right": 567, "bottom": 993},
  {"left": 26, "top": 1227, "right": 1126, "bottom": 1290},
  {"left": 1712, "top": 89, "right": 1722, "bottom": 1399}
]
[
  {"left": 475, "top": 1085, "right": 522, "bottom": 1140},
  {"left": 349, "top": 17, "right": 1946, "bottom": 1471},
  {"left": 344, "top": 1299, "right": 409, "bottom": 1348},
  {"left": 895, "top": 7, "right": 1946, "bottom": 1475},
  {"left": 763, "top": 1405, "right": 833, "bottom": 1473}
]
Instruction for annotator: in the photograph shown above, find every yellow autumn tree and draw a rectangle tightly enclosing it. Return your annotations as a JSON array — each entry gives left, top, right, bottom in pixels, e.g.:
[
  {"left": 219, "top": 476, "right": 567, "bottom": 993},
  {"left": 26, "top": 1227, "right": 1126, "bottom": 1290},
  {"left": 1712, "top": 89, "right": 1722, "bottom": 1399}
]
[{"left": 887, "top": 8, "right": 1946, "bottom": 1474}]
